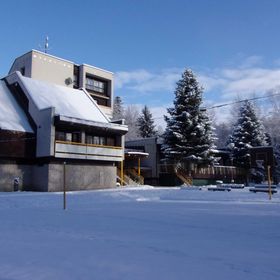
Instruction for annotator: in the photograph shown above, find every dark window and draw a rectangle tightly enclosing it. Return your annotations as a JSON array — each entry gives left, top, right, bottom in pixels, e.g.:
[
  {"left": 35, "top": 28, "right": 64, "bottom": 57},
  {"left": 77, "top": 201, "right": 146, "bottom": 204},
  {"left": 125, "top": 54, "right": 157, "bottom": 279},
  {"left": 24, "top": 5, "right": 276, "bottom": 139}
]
[
  {"left": 85, "top": 134, "right": 116, "bottom": 147},
  {"left": 73, "top": 65, "right": 80, "bottom": 88},
  {"left": 92, "top": 96, "right": 108, "bottom": 106},
  {"left": 86, "top": 135, "right": 93, "bottom": 144},
  {"left": 55, "top": 131, "right": 81, "bottom": 143},
  {"left": 86, "top": 76, "right": 107, "bottom": 94},
  {"left": 55, "top": 131, "right": 65, "bottom": 141},
  {"left": 72, "top": 132, "right": 81, "bottom": 143},
  {"left": 107, "top": 137, "right": 115, "bottom": 146},
  {"left": 20, "top": 67, "right": 25, "bottom": 76}
]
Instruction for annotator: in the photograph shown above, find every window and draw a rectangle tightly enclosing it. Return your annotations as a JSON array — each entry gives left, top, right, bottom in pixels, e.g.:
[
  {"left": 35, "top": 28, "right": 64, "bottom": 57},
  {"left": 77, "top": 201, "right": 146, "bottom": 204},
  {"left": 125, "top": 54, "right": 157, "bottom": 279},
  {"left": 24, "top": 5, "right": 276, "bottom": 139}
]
[
  {"left": 93, "top": 136, "right": 100, "bottom": 145},
  {"left": 107, "top": 137, "right": 115, "bottom": 146},
  {"left": 86, "top": 76, "right": 106, "bottom": 94},
  {"left": 65, "top": 133, "right": 72, "bottom": 142},
  {"left": 55, "top": 131, "right": 65, "bottom": 141},
  {"left": 92, "top": 96, "right": 108, "bottom": 106},
  {"left": 20, "top": 67, "right": 25, "bottom": 76},
  {"left": 73, "top": 74, "right": 78, "bottom": 88},
  {"left": 99, "top": 137, "right": 106, "bottom": 145},
  {"left": 72, "top": 132, "right": 81, "bottom": 143},
  {"left": 86, "top": 135, "right": 93, "bottom": 144},
  {"left": 73, "top": 65, "right": 80, "bottom": 88}
]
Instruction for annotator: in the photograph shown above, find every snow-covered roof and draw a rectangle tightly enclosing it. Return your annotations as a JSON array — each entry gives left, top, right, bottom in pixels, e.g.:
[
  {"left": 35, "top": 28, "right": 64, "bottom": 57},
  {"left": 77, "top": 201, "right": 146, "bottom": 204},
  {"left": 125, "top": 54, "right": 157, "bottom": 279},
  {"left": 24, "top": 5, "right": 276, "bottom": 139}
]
[
  {"left": 0, "top": 80, "right": 34, "bottom": 133},
  {"left": 20, "top": 75, "right": 109, "bottom": 124}
]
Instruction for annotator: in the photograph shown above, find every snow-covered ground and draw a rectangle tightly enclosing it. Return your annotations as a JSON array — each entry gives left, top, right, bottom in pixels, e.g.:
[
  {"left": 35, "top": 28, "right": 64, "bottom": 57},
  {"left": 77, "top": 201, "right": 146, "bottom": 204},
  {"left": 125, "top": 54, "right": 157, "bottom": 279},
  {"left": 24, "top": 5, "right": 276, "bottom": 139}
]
[{"left": 0, "top": 186, "right": 279, "bottom": 280}]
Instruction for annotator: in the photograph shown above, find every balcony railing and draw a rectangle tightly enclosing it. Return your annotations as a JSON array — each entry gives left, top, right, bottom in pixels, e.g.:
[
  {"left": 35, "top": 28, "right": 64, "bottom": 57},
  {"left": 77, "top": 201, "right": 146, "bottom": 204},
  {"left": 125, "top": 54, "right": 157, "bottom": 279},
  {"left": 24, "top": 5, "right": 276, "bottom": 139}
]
[{"left": 54, "top": 140, "right": 123, "bottom": 161}]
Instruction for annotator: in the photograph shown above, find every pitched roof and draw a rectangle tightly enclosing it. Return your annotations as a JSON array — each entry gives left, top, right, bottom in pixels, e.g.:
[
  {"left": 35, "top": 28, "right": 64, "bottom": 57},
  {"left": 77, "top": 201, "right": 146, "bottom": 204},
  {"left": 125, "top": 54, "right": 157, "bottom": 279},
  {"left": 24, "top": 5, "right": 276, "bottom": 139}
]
[
  {"left": 0, "top": 80, "right": 34, "bottom": 133},
  {"left": 20, "top": 75, "right": 110, "bottom": 124}
]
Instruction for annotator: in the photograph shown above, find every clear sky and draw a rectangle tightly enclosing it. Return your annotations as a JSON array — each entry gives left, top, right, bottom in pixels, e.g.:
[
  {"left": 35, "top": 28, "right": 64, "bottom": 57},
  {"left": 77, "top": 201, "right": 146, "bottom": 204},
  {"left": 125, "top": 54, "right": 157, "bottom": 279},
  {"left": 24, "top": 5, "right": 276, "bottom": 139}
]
[{"left": 1, "top": 0, "right": 280, "bottom": 126}]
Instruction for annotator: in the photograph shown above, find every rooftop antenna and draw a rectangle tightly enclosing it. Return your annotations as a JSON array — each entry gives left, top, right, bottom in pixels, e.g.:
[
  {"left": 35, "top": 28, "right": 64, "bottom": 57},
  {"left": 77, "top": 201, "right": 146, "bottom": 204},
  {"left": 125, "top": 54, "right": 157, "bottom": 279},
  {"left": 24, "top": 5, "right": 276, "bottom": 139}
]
[{"left": 44, "top": 36, "right": 49, "bottom": 53}]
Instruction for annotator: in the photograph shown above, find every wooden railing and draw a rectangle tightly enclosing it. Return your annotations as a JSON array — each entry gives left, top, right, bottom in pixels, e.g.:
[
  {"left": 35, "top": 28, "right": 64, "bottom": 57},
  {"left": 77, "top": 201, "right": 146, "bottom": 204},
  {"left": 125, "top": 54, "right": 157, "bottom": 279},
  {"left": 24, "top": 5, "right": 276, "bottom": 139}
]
[
  {"left": 117, "top": 168, "right": 144, "bottom": 185},
  {"left": 159, "top": 164, "right": 246, "bottom": 180}
]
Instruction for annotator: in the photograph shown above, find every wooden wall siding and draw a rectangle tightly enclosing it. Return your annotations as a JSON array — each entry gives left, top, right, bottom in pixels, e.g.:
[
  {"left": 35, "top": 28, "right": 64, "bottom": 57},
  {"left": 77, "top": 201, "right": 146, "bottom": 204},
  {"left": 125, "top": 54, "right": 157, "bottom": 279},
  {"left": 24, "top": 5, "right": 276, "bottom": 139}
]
[{"left": 0, "top": 130, "right": 36, "bottom": 158}]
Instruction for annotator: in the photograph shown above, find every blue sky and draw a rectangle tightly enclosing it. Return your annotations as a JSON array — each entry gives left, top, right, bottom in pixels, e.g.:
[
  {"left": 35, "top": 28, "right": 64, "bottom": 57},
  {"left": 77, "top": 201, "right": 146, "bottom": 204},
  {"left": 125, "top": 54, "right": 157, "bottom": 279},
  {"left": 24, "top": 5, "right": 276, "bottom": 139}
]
[{"left": 1, "top": 0, "right": 280, "bottom": 125}]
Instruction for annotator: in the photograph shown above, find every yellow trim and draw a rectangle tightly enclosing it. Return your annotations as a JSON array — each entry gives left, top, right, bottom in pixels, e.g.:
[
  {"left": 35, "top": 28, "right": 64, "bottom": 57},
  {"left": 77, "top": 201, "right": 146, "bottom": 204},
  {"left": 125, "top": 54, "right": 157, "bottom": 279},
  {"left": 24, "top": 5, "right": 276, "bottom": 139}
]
[
  {"left": 55, "top": 140, "right": 122, "bottom": 150},
  {"left": 55, "top": 151, "right": 122, "bottom": 158}
]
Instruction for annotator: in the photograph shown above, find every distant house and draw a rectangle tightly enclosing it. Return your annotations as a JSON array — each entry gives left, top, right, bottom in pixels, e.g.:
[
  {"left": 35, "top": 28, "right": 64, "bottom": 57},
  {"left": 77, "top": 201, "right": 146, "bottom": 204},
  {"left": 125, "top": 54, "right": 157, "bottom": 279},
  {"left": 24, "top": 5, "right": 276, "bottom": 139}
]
[
  {"left": 0, "top": 50, "right": 127, "bottom": 191},
  {"left": 125, "top": 138, "right": 276, "bottom": 186}
]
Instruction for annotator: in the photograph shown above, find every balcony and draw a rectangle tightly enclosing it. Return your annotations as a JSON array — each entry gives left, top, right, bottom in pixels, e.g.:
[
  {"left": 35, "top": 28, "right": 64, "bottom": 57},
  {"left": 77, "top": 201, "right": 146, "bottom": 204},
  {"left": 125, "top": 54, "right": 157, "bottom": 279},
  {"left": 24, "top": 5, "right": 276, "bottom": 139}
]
[{"left": 55, "top": 141, "right": 123, "bottom": 161}]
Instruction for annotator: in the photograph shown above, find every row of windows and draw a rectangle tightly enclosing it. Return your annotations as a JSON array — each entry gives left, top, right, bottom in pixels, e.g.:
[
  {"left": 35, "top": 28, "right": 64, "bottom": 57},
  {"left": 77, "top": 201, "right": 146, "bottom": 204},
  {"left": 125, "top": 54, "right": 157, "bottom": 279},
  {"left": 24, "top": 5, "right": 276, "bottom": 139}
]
[
  {"left": 55, "top": 131, "right": 116, "bottom": 147},
  {"left": 86, "top": 77, "right": 106, "bottom": 94}
]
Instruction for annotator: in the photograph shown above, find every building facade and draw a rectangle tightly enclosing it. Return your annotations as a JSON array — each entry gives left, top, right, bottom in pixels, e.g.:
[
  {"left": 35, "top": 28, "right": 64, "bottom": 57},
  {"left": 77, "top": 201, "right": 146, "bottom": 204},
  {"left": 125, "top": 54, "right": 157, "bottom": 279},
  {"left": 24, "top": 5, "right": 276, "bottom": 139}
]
[
  {"left": 9, "top": 50, "right": 113, "bottom": 118},
  {"left": 0, "top": 51, "right": 127, "bottom": 191}
]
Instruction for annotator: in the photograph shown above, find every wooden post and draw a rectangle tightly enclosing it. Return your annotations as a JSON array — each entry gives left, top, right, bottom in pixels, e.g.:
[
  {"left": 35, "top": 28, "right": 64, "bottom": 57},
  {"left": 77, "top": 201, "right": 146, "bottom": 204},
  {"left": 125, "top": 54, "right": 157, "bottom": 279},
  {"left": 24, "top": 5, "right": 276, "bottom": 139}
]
[
  {"left": 138, "top": 157, "right": 141, "bottom": 184},
  {"left": 63, "top": 162, "right": 66, "bottom": 209},
  {"left": 267, "top": 165, "right": 272, "bottom": 200},
  {"left": 138, "top": 157, "right": 141, "bottom": 177},
  {"left": 121, "top": 160, "right": 124, "bottom": 186}
]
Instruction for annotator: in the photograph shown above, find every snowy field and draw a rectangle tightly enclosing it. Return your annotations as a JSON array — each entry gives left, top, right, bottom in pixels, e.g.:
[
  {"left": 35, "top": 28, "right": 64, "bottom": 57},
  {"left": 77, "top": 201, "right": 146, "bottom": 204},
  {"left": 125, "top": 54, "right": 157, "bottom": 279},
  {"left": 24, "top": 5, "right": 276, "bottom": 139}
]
[{"left": 0, "top": 186, "right": 279, "bottom": 280}]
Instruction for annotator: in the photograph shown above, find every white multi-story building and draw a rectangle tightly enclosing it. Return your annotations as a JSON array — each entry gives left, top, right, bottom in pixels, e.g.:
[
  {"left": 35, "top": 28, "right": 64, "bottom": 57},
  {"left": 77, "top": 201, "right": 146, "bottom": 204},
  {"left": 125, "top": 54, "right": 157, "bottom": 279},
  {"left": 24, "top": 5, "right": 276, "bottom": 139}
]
[{"left": 0, "top": 50, "right": 127, "bottom": 191}]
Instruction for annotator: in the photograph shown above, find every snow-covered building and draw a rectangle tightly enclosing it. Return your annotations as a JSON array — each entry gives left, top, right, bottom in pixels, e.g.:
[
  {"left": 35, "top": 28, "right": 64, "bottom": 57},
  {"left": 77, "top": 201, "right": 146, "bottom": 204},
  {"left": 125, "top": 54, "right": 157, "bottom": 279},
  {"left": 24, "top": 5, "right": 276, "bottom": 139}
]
[
  {"left": 0, "top": 51, "right": 127, "bottom": 191},
  {"left": 9, "top": 49, "right": 114, "bottom": 118}
]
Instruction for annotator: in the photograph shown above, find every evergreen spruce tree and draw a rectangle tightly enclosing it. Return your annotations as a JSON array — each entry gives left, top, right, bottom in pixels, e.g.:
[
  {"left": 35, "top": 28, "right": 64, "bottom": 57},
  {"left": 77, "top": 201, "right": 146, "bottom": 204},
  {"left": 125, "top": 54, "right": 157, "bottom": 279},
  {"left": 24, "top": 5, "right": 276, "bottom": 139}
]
[
  {"left": 162, "top": 69, "right": 215, "bottom": 165},
  {"left": 227, "top": 100, "right": 268, "bottom": 168},
  {"left": 137, "top": 105, "right": 157, "bottom": 138},
  {"left": 112, "top": 96, "right": 124, "bottom": 120}
]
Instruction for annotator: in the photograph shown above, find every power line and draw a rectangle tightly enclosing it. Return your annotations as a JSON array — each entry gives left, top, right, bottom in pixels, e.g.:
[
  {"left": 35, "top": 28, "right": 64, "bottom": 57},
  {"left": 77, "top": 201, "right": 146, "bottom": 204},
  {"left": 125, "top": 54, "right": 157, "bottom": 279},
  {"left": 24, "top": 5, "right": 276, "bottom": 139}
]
[
  {"left": 207, "top": 92, "right": 280, "bottom": 110},
  {"left": 147, "top": 92, "right": 280, "bottom": 121}
]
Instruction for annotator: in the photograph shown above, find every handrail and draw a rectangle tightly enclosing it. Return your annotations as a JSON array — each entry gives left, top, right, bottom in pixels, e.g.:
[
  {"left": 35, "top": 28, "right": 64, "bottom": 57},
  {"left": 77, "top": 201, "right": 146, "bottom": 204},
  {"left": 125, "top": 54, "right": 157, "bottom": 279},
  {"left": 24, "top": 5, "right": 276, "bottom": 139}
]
[{"left": 55, "top": 140, "right": 122, "bottom": 150}]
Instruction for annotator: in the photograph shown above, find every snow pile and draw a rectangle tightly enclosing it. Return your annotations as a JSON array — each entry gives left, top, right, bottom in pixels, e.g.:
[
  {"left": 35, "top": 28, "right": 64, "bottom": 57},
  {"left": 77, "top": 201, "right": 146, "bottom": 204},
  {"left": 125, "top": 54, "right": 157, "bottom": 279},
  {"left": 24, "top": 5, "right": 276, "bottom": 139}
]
[{"left": 0, "top": 188, "right": 279, "bottom": 280}]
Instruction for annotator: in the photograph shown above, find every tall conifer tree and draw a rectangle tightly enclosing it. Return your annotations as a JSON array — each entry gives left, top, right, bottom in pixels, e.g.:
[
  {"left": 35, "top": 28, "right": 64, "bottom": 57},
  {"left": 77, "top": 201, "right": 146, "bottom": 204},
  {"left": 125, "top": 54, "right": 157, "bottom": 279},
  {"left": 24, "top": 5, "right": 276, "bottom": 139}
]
[
  {"left": 137, "top": 105, "right": 157, "bottom": 138},
  {"left": 227, "top": 100, "right": 268, "bottom": 168},
  {"left": 162, "top": 69, "right": 215, "bottom": 165}
]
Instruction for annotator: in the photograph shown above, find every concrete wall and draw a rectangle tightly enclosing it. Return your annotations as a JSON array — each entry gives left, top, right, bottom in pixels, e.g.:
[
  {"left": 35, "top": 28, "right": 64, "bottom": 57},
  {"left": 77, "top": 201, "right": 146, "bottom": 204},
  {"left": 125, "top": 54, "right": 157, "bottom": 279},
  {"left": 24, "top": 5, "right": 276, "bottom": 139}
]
[
  {"left": 80, "top": 64, "right": 113, "bottom": 118},
  {"left": 31, "top": 51, "right": 74, "bottom": 87},
  {"left": 0, "top": 162, "right": 32, "bottom": 191},
  {"left": 0, "top": 161, "right": 116, "bottom": 192},
  {"left": 9, "top": 52, "right": 32, "bottom": 77},
  {"left": 48, "top": 162, "right": 116, "bottom": 191}
]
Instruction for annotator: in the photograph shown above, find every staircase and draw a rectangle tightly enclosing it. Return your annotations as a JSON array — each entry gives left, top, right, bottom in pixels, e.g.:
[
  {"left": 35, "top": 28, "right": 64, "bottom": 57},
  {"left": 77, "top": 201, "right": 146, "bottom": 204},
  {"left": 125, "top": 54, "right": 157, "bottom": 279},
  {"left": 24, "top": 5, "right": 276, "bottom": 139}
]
[
  {"left": 117, "top": 168, "right": 144, "bottom": 186},
  {"left": 174, "top": 165, "right": 193, "bottom": 186}
]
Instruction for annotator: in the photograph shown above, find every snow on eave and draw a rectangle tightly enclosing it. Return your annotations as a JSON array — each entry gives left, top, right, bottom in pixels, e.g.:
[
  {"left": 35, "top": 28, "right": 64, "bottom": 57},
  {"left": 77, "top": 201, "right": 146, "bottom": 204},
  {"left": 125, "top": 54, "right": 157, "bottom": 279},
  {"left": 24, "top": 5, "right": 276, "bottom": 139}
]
[
  {"left": 0, "top": 79, "right": 34, "bottom": 133},
  {"left": 250, "top": 146, "right": 273, "bottom": 149},
  {"left": 125, "top": 151, "right": 149, "bottom": 157},
  {"left": 58, "top": 115, "right": 128, "bottom": 133},
  {"left": 80, "top": 87, "right": 110, "bottom": 122}
]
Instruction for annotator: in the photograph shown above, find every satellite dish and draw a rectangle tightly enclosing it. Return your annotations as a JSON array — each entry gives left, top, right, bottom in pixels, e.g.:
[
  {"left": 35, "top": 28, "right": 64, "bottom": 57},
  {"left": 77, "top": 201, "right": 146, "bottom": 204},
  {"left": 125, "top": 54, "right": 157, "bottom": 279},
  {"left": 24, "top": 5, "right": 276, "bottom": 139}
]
[{"left": 65, "top": 77, "right": 73, "bottom": 85}]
